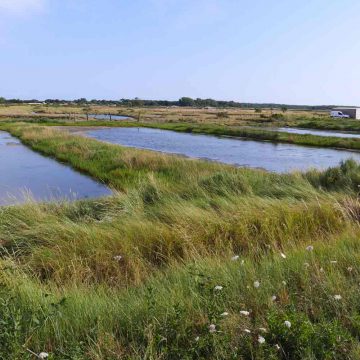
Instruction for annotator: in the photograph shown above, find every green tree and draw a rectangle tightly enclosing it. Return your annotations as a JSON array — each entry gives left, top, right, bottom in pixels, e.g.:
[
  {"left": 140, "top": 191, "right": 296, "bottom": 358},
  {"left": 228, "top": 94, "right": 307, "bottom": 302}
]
[
  {"left": 74, "top": 98, "right": 87, "bottom": 105},
  {"left": 179, "top": 97, "right": 195, "bottom": 107}
]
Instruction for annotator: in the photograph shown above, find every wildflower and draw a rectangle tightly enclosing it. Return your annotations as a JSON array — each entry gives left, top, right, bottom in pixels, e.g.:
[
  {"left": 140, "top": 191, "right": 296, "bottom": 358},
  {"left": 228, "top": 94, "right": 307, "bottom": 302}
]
[
  {"left": 306, "top": 245, "right": 314, "bottom": 251},
  {"left": 259, "top": 327, "right": 267, "bottom": 333},
  {"left": 214, "top": 285, "right": 223, "bottom": 291},
  {"left": 284, "top": 320, "right": 291, "bottom": 328},
  {"left": 275, "top": 344, "right": 281, "bottom": 350},
  {"left": 241, "top": 260, "right": 245, "bottom": 265},
  {"left": 220, "top": 312, "right": 229, "bottom": 317},
  {"left": 334, "top": 294, "right": 342, "bottom": 300},
  {"left": 39, "top": 353, "right": 49, "bottom": 360},
  {"left": 348, "top": 267, "right": 353, "bottom": 272},
  {"left": 195, "top": 336, "right": 200, "bottom": 342},
  {"left": 280, "top": 252, "right": 286, "bottom": 259},
  {"left": 240, "top": 310, "right": 250, "bottom": 316},
  {"left": 282, "top": 281, "right": 287, "bottom": 286},
  {"left": 113, "top": 255, "right": 122, "bottom": 261},
  {"left": 231, "top": 255, "right": 240, "bottom": 261},
  {"left": 258, "top": 335, "right": 266, "bottom": 344},
  {"left": 254, "top": 281, "right": 260, "bottom": 288},
  {"left": 320, "top": 267, "right": 325, "bottom": 273},
  {"left": 209, "top": 324, "right": 216, "bottom": 333},
  {"left": 244, "top": 328, "right": 251, "bottom": 333},
  {"left": 304, "top": 262, "right": 310, "bottom": 268},
  {"left": 271, "top": 295, "right": 277, "bottom": 301}
]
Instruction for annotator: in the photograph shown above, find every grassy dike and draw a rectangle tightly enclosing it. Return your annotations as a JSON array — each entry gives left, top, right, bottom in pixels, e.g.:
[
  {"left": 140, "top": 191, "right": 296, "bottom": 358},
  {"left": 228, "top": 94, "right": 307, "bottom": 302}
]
[
  {"left": 293, "top": 118, "right": 360, "bottom": 132},
  {"left": 7, "top": 117, "right": 360, "bottom": 152},
  {"left": 125, "top": 122, "right": 360, "bottom": 152},
  {"left": 1, "top": 123, "right": 360, "bottom": 358}
]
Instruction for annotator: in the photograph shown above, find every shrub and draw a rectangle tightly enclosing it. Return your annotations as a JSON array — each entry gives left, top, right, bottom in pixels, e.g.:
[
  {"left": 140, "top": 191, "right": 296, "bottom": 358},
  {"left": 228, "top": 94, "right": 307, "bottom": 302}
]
[
  {"left": 271, "top": 114, "right": 285, "bottom": 120},
  {"left": 216, "top": 112, "right": 229, "bottom": 119},
  {"left": 305, "top": 159, "right": 360, "bottom": 191}
]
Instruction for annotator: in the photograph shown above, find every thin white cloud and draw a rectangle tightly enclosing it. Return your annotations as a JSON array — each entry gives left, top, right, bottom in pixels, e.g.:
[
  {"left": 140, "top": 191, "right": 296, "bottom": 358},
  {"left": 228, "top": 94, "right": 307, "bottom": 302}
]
[{"left": 0, "top": 0, "right": 45, "bottom": 14}]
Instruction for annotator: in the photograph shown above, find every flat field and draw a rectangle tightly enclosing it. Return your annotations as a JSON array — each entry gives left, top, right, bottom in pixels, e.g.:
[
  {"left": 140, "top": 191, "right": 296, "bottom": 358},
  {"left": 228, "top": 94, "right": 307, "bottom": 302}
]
[{"left": 3, "top": 103, "right": 360, "bottom": 138}]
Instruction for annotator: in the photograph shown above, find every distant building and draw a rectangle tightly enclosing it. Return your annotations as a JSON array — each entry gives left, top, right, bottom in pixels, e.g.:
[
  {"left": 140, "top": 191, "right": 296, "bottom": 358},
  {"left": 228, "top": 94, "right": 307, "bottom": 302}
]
[{"left": 333, "top": 107, "right": 360, "bottom": 119}]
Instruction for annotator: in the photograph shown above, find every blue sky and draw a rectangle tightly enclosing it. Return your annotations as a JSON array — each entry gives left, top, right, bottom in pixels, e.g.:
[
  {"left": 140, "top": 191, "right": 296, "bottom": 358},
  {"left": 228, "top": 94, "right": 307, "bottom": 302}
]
[{"left": 1, "top": 0, "right": 360, "bottom": 105}]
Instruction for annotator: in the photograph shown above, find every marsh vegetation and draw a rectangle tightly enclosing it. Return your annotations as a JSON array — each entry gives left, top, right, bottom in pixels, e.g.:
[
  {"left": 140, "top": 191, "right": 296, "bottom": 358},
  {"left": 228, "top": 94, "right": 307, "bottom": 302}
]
[
  {"left": 81, "top": 126, "right": 360, "bottom": 172},
  {"left": 1, "top": 123, "right": 360, "bottom": 358},
  {"left": 3, "top": 103, "right": 360, "bottom": 152}
]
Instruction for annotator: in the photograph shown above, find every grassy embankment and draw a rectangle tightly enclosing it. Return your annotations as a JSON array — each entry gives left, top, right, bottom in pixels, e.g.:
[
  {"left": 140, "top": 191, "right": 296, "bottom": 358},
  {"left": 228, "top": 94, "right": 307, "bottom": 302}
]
[
  {"left": 2, "top": 123, "right": 360, "bottom": 358},
  {"left": 244, "top": 114, "right": 360, "bottom": 132},
  {"left": 125, "top": 122, "right": 360, "bottom": 151},
  {"left": 292, "top": 118, "right": 360, "bottom": 132},
  {"left": 4, "top": 116, "right": 360, "bottom": 152}
]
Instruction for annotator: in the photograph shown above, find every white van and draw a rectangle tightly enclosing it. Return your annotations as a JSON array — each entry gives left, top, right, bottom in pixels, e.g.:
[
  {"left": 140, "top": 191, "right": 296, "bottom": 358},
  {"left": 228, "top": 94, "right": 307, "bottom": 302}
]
[{"left": 330, "top": 111, "right": 350, "bottom": 118}]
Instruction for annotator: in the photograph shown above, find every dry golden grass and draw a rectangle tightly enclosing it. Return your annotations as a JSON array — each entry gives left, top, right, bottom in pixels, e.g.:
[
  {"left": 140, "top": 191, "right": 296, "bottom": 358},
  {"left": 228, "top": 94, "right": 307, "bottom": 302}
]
[{"left": 0, "top": 103, "right": 327, "bottom": 126}]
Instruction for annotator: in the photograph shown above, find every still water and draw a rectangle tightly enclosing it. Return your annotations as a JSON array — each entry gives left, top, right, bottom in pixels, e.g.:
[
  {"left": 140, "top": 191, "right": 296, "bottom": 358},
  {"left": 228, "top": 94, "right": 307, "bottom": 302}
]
[
  {"left": 83, "top": 127, "right": 360, "bottom": 173},
  {"left": 90, "top": 114, "right": 130, "bottom": 121},
  {"left": 0, "top": 131, "right": 111, "bottom": 205},
  {"left": 276, "top": 127, "right": 360, "bottom": 139}
]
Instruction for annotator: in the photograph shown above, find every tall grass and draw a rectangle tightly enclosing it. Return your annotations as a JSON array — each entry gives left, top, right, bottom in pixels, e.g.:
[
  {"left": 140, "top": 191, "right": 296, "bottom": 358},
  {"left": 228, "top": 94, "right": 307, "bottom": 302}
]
[
  {"left": 0, "top": 124, "right": 360, "bottom": 358},
  {"left": 294, "top": 117, "right": 360, "bottom": 132},
  {"left": 121, "top": 122, "right": 360, "bottom": 151},
  {"left": 5, "top": 116, "right": 360, "bottom": 151},
  {"left": 2, "top": 227, "right": 360, "bottom": 359}
]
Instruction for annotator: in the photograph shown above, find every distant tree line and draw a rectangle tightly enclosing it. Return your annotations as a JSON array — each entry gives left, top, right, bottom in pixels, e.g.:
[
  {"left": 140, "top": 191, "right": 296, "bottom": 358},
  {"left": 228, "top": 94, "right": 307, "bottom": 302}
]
[{"left": 0, "top": 96, "right": 334, "bottom": 111}]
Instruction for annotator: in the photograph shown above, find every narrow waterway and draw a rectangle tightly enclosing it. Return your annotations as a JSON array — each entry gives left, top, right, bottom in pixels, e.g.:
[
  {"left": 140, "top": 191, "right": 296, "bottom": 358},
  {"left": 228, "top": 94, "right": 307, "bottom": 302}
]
[
  {"left": 82, "top": 127, "right": 360, "bottom": 172},
  {"left": 276, "top": 127, "right": 360, "bottom": 139},
  {"left": 0, "top": 131, "right": 111, "bottom": 205},
  {"left": 90, "top": 114, "right": 130, "bottom": 120}
]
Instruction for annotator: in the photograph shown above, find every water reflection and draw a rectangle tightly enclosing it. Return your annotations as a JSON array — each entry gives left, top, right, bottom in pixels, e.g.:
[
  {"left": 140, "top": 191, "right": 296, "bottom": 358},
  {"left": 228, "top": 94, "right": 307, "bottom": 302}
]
[
  {"left": 0, "top": 131, "right": 111, "bottom": 205},
  {"left": 83, "top": 127, "right": 360, "bottom": 173}
]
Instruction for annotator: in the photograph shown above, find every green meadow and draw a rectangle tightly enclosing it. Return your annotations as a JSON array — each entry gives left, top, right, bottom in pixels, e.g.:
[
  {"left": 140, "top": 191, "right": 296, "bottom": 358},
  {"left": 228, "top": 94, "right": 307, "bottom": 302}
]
[{"left": 0, "top": 123, "right": 359, "bottom": 358}]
